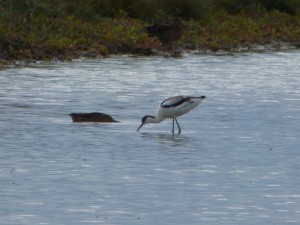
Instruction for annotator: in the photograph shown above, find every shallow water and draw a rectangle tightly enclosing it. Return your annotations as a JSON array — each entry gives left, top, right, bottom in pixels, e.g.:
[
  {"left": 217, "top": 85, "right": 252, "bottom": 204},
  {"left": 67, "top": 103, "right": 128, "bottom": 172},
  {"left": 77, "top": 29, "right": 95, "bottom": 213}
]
[{"left": 1, "top": 51, "right": 300, "bottom": 225}]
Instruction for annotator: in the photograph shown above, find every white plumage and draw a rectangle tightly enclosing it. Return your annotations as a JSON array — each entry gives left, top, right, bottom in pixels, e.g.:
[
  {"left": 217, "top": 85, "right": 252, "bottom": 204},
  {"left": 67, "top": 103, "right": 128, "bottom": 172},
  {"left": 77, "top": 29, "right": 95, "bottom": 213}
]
[{"left": 137, "top": 95, "right": 206, "bottom": 134}]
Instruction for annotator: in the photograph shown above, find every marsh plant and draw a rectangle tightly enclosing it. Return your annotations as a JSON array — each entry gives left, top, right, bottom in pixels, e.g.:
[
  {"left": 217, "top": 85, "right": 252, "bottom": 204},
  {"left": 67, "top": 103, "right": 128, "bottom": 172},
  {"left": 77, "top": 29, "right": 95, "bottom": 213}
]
[{"left": 1, "top": 0, "right": 300, "bottom": 62}]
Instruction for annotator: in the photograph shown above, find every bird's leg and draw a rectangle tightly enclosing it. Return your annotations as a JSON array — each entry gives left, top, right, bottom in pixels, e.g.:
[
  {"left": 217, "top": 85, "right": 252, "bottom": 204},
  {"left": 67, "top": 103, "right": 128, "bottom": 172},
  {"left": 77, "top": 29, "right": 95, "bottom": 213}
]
[
  {"left": 171, "top": 118, "right": 175, "bottom": 134},
  {"left": 174, "top": 117, "right": 181, "bottom": 134}
]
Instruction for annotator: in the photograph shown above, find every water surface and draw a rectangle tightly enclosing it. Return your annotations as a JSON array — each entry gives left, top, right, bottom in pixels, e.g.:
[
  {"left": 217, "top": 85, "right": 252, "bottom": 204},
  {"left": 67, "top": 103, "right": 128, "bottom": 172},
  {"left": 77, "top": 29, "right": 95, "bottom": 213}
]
[{"left": 1, "top": 51, "right": 300, "bottom": 225}]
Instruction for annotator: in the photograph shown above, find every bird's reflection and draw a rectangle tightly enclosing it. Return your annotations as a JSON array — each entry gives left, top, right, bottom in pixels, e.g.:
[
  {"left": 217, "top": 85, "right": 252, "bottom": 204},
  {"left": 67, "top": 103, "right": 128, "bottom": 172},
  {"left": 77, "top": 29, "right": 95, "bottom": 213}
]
[{"left": 139, "top": 131, "right": 196, "bottom": 147}]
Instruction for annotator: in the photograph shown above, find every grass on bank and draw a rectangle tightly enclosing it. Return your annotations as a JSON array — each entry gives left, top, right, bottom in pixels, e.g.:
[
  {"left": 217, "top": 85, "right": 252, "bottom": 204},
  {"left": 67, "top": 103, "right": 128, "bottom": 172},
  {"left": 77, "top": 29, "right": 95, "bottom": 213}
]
[
  {"left": 2, "top": 0, "right": 300, "bottom": 22},
  {"left": 1, "top": 0, "right": 300, "bottom": 62},
  {"left": 181, "top": 10, "right": 300, "bottom": 51}
]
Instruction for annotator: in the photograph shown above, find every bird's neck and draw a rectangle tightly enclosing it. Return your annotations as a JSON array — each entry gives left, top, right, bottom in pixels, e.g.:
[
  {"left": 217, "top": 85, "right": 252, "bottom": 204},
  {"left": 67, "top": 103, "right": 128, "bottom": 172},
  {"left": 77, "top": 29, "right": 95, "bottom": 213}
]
[{"left": 148, "top": 116, "right": 164, "bottom": 124}]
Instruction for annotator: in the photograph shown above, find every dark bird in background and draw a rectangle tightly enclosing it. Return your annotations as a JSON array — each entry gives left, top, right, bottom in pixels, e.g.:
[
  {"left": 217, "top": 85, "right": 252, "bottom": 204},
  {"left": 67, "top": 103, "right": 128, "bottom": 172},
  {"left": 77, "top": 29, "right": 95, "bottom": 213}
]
[{"left": 146, "top": 19, "right": 184, "bottom": 45}]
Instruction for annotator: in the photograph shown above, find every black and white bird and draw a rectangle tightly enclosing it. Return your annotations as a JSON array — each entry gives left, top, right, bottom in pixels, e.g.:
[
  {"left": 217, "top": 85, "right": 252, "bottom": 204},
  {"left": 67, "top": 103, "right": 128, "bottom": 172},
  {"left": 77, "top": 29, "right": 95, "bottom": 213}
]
[{"left": 137, "top": 95, "right": 206, "bottom": 134}]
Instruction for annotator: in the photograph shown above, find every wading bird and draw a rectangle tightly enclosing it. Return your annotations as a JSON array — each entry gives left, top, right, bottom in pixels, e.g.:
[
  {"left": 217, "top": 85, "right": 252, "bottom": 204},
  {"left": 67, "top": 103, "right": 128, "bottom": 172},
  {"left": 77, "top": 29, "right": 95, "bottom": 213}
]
[
  {"left": 137, "top": 96, "right": 206, "bottom": 134},
  {"left": 146, "top": 19, "right": 183, "bottom": 45}
]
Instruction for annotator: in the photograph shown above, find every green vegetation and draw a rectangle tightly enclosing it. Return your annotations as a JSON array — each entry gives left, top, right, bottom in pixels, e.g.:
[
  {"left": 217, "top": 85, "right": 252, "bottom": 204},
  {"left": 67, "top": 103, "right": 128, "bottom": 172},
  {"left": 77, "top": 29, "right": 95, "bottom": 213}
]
[
  {"left": 1, "top": 0, "right": 300, "bottom": 64},
  {"left": 182, "top": 10, "right": 300, "bottom": 51}
]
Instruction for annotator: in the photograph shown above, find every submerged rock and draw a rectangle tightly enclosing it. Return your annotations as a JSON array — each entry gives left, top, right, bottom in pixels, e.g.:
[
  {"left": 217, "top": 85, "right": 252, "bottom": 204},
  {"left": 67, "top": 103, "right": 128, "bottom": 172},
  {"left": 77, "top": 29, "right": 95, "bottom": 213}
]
[{"left": 69, "top": 112, "right": 118, "bottom": 123}]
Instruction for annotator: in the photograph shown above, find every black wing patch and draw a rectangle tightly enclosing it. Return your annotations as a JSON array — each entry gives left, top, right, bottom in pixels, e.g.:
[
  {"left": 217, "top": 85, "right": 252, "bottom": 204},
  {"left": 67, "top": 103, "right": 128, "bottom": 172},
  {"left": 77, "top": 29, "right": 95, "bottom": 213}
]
[{"left": 161, "top": 97, "right": 192, "bottom": 108}]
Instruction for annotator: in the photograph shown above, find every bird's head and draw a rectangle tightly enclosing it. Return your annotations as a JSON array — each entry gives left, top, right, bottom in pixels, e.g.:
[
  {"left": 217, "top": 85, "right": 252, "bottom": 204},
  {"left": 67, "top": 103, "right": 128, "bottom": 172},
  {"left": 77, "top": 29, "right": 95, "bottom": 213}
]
[{"left": 137, "top": 115, "right": 155, "bottom": 132}]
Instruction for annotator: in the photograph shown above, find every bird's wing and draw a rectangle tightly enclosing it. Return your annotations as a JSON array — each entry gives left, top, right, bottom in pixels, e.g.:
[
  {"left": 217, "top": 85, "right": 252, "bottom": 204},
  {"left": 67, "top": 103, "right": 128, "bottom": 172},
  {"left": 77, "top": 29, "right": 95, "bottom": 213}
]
[{"left": 160, "top": 96, "right": 185, "bottom": 108}]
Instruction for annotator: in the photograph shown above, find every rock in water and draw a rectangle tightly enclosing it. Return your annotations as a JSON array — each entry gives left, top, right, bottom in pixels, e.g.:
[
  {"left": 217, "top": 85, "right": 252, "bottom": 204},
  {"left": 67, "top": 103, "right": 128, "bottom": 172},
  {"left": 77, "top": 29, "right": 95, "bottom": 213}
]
[{"left": 69, "top": 112, "right": 118, "bottom": 122}]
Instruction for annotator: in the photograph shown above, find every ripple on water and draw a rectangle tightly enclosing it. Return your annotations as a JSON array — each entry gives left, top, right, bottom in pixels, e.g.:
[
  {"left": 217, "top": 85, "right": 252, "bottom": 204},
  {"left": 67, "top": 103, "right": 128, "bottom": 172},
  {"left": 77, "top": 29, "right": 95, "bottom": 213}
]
[{"left": 1, "top": 52, "right": 300, "bottom": 225}]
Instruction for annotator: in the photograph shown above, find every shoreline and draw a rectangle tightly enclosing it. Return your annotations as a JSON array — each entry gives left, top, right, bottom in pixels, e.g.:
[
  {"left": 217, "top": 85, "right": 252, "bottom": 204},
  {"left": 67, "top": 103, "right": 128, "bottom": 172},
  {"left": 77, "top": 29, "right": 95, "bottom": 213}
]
[
  {"left": 1, "top": 41, "right": 299, "bottom": 68},
  {"left": 1, "top": 2, "right": 300, "bottom": 68},
  {"left": 1, "top": 11, "right": 300, "bottom": 68}
]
